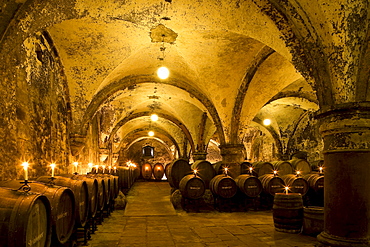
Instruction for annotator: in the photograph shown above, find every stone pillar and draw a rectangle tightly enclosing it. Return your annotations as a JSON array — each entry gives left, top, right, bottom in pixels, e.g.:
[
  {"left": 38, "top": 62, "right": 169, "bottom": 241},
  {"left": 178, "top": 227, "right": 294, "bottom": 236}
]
[
  {"left": 219, "top": 144, "right": 245, "bottom": 178},
  {"left": 317, "top": 104, "right": 370, "bottom": 247}
]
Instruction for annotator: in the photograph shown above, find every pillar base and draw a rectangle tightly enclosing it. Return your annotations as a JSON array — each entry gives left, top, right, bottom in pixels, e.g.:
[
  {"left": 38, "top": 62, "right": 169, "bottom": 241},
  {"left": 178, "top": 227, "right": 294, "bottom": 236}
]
[{"left": 318, "top": 231, "right": 370, "bottom": 247}]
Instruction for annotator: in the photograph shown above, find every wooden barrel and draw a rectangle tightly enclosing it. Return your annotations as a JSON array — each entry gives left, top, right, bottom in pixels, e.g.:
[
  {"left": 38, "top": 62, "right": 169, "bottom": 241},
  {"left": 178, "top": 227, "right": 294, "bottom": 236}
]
[
  {"left": 142, "top": 163, "right": 153, "bottom": 180},
  {"left": 273, "top": 193, "right": 303, "bottom": 233},
  {"left": 60, "top": 174, "right": 98, "bottom": 218},
  {"left": 170, "top": 189, "right": 183, "bottom": 209},
  {"left": 37, "top": 176, "right": 89, "bottom": 228},
  {"left": 281, "top": 174, "right": 309, "bottom": 196},
  {"left": 167, "top": 159, "right": 192, "bottom": 189},
  {"left": 164, "top": 163, "right": 171, "bottom": 179},
  {"left": 252, "top": 161, "right": 274, "bottom": 177},
  {"left": 259, "top": 174, "right": 285, "bottom": 196},
  {"left": 88, "top": 175, "right": 106, "bottom": 211},
  {"left": 0, "top": 187, "right": 52, "bottom": 247},
  {"left": 179, "top": 174, "right": 205, "bottom": 199},
  {"left": 289, "top": 158, "right": 312, "bottom": 174},
  {"left": 303, "top": 174, "right": 324, "bottom": 192},
  {"left": 303, "top": 206, "right": 324, "bottom": 236},
  {"left": 95, "top": 174, "right": 111, "bottom": 205},
  {"left": 0, "top": 180, "right": 75, "bottom": 245},
  {"left": 191, "top": 160, "right": 216, "bottom": 189},
  {"left": 240, "top": 162, "right": 255, "bottom": 175},
  {"left": 153, "top": 163, "right": 165, "bottom": 180},
  {"left": 212, "top": 161, "right": 224, "bottom": 175},
  {"left": 117, "top": 166, "right": 132, "bottom": 190},
  {"left": 235, "top": 174, "right": 263, "bottom": 198},
  {"left": 271, "top": 161, "right": 293, "bottom": 176},
  {"left": 310, "top": 160, "right": 324, "bottom": 172},
  {"left": 110, "top": 175, "right": 120, "bottom": 198},
  {"left": 209, "top": 174, "right": 237, "bottom": 199}
]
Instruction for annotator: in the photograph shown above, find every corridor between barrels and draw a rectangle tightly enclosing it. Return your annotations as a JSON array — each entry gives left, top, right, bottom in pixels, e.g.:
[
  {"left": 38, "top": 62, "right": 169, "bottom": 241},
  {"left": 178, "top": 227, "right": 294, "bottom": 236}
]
[{"left": 87, "top": 181, "right": 319, "bottom": 247}]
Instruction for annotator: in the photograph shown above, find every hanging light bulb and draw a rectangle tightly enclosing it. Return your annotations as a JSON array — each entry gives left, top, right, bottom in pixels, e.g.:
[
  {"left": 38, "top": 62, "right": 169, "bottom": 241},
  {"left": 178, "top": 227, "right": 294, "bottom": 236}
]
[
  {"left": 148, "top": 131, "right": 155, "bottom": 137},
  {"left": 263, "top": 118, "right": 271, "bottom": 126},
  {"left": 151, "top": 114, "right": 159, "bottom": 121},
  {"left": 157, "top": 66, "right": 169, "bottom": 79}
]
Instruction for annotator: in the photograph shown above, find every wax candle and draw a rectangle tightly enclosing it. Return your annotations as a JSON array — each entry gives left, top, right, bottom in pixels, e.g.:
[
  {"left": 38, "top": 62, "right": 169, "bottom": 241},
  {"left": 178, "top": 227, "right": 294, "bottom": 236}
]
[
  {"left": 193, "top": 169, "right": 198, "bottom": 176},
  {"left": 285, "top": 186, "right": 289, "bottom": 194},
  {"left": 319, "top": 167, "right": 323, "bottom": 174},
  {"left": 50, "top": 163, "right": 56, "bottom": 177},
  {"left": 249, "top": 167, "right": 253, "bottom": 175},
  {"left": 102, "top": 165, "right": 106, "bottom": 173},
  {"left": 73, "top": 162, "right": 78, "bottom": 174},
  {"left": 273, "top": 170, "right": 277, "bottom": 176},
  {"left": 224, "top": 167, "right": 228, "bottom": 175},
  {"left": 21, "top": 162, "right": 29, "bottom": 181}
]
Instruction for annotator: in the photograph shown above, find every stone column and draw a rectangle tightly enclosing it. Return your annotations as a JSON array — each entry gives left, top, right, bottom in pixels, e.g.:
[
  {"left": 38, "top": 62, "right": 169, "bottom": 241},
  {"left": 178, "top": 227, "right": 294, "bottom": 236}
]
[
  {"left": 219, "top": 144, "right": 245, "bottom": 178},
  {"left": 317, "top": 104, "right": 370, "bottom": 247},
  {"left": 192, "top": 152, "right": 207, "bottom": 161}
]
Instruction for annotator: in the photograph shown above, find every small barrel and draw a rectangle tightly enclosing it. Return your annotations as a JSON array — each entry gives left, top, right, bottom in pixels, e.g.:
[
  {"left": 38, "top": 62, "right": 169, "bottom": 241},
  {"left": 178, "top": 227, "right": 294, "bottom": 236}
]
[
  {"left": 252, "top": 161, "right": 274, "bottom": 177},
  {"left": 235, "top": 174, "right": 263, "bottom": 198},
  {"left": 273, "top": 193, "right": 304, "bottom": 233},
  {"left": 310, "top": 160, "right": 324, "bottom": 172},
  {"left": 0, "top": 186, "right": 52, "bottom": 247},
  {"left": 302, "top": 206, "right": 324, "bottom": 236},
  {"left": 179, "top": 174, "right": 206, "bottom": 199},
  {"left": 88, "top": 175, "right": 106, "bottom": 211},
  {"left": 281, "top": 174, "right": 309, "bottom": 196},
  {"left": 153, "top": 163, "right": 165, "bottom": 180},
  {"left": 191, "top": 160, "right": 216, "bottom": 189},
  {"left": 259, "top": 174, "right": 285, "bottom": 196},
  {"left": 209, "top": 174, "right": 237, "bottom": 198},
  {"left": 167, "top": 159, "right": 192, "bottom": 189},
  {"left": 0, "top": 180, "right": 75, "bottom": 245},
  {"left": 303, "top": 174, "right": 324, "bottom": 192},
  {"left": 289, "top": 158, "right": 312, "bottom": 174},
  {"left": 271, "top": 161, "right": 293, "bottom": 176},
  {"left": 142, "top": 163, "right": 153, "bottom": 180},
  {"left": 37, "top": 176, "right": 89, "bottom": 228}
]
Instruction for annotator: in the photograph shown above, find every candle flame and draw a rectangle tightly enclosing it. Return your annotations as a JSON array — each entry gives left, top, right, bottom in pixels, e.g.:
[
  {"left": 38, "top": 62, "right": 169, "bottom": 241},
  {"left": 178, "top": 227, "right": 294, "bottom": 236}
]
[
  {"left": 88, "top": 163, "right": 93, "bottom": 168},
  {"left": 21, "top": 162, "right": 29, "bottom": 169},
  {"left": 50, "top": 163, "right": 56, "bottom": 169},
  {"left": 296, "top": 170, "right": 301, "bottom": 175},
  {"left": 193, "top": 169, "right": 197, "bottom": 174},
  {"left": 273, "top": 170, "right": 277, "bottom": 174}
]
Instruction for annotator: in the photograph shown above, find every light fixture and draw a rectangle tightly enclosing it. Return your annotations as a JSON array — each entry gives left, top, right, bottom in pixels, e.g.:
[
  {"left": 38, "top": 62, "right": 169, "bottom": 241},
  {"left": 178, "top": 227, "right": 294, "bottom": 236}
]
[
  {"left": 263, "top": 118, "right": 271, "bottom": 126},
  {"left": 148, "top": 131, "right": 155, "bottom": 137},
  {"left": 157, "top": 66, "right": 169, "bottom": 79},
  {"left": 151, "top": 114, "right": 159, "bottom": 121}
]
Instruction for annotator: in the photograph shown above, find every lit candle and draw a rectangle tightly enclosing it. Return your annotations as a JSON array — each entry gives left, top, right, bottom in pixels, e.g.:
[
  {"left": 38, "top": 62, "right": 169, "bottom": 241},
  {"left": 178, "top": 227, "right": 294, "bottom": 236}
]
[
  {"left": 73, "top": 162, "right": 78, "bottom": 174},
  {"left": 249, "top": 167, "right": 253, "bottom": 175},
  {"left": 319, "top": 167, "right": 323, "bottom": 174},
  {"left": 95, "top": 165, "right": 99, "bottom": 173},
  {"left": 285, "top": 186, "right": 289, "bottom": 194},
  {"left": 88, "top": 163, "right": 93, "bottom": 172},
  {"left": 21, "top": 162, "right": 29, "bottom": 181},
  {"left": 145, "top": 166, "right": 149, "bottom": 171},
  {"left": 224, "top": 167, "right": 228, "bottom": 175},
  {"left": 50, "top": 163, "right": 56, "bottom": 178},
  {"left": 296, "top": 170, "right": 301, "bottom": 176},
  {"left": 193, "top": 169, "right": 198, "bottom": 176},
  {"left": 113, "top": 166, "right": 117, "bottom": 172},
  {"left": 273, "top": 170, "right": 277, "bottom": 176},
  {"left": 108, "top": 166, "right": 112, "bottom": 173},
  {"left": 102, "top": 165, "right": 106, "bottom": 173}
]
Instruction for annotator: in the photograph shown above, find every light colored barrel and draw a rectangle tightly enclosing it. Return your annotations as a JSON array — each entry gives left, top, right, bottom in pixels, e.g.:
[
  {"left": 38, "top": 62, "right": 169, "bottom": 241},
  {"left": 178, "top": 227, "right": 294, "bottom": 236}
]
[
  {"left": 289, "top": 158, "right": 312, "bottom": 175},
  {"left": 209, "top": 174, "right": 237, "bottom": 199},
  {"left": 273, "top": 193, "right": 303, "bottom": 233},
  {"left": 271, "top": 161, "right": 293, "bottom": 176},
  {"left": 179, "top": 174, "right": 206, "bottom": 199},
  {"left": 235, "top": 174, "right": 263, "bottom": 198},
  {"left": 252, "top": 161, "right": 274, "bottom": 177},
  {"left": 259, "top": 174, "right": 285, "bottom": 196},
  {"left": 191, "top": 160, "right": 216, "bottom": 189},
  {"left": 281, "top": 174, "right": 309, "bottom": 196}
]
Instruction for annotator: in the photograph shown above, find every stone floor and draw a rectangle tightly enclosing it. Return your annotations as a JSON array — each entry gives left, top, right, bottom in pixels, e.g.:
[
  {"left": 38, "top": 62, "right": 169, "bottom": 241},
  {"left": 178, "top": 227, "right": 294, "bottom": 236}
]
[{"left": 86, "top": 181, "right": 319, "bottom": 247}]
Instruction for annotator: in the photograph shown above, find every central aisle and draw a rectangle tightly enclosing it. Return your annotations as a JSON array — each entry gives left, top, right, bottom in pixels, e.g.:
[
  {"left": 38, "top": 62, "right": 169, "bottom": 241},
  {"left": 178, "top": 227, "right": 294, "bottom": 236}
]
[{"left": 124, "top": 181, "right": 177, "bottom": 216}]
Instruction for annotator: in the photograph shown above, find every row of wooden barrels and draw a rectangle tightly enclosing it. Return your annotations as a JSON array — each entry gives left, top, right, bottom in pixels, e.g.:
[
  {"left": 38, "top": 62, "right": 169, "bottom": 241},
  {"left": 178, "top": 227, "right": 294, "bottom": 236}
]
[
  {"left": 0, "top": 173, "right": 119, "bottom": 247},
  {"left": 166, "top": 159, "right": 324, "bottom": 200}
]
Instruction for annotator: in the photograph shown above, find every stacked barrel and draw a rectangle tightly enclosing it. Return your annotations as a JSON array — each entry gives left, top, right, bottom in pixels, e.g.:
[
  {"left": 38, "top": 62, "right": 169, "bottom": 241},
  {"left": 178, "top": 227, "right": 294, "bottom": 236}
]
[{"left": 166, "top": 158, "right": 324, "bottom": 212}]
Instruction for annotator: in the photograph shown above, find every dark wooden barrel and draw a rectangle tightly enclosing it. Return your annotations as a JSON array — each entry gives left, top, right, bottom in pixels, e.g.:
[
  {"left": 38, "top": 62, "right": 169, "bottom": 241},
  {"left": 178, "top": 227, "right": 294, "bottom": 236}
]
[
  {"left": 167, "top": 159, "right": 192, "bottom": 189},
  {"left": 0, "top": 187, "right": 52, "bottom": 247},
  {"left": 271, "top": 161, "right": 293, "bottom": 176},
  {"left": 37, "top": 176, "right": 89, "bottom": 228},
  {"left": 69, "top": 174, "right": 99, "bottom": 217},
  {"left": 153, "top": 163, "right": 165, "bottom": 180},
  {"left": 235, "top": 174, "right": 263, "bottom": 198},
  {"left": 0, "top": 180, "right": 75, "bottom": 245},
  {"left": 273, "top": 193, "right": 304, "bottom": 233},
  {"left": 170, "top": 189, "right": 183, "bottom": 210},
  {"left": 164, "top": 163, "right": 171, "bottom": 179},
  {"left": 310, "top": 160, "right": 324, "bottom": 172},
  {"left": 191, "top": 160, "right": 216, "bottom": 189},
  {"left": 302, "top": 206, "right": 324, "bottom": 236},
  {"left": 289, "top": 158, "right": 312, "bottom": 175},
  {"left": 212, "top": 161, "right": 224, "bottom": 175},
  {"left": 179, "top": 174, "right": 205, "bottom": 199},
  {"left": 281, "top": 174, "right": 309, "bottom": 196},
  {"left": 209, "top": 174, "right": 237, "bottom": 198},
  {"left": 142, "top": 163, "right": 153, "bottom": 180},
  {"left": 133, "top": 166, "right": 140, "bottom": 181},
  {"left": 303, "top": 174, "right": 324, "bottom": 192},
  {"left": 117, "top": 166, "right": 132, "bottom": 190},
  {"left": 259, "top": 174, "right": 285, "bottom": 196},
  {"left": 88, "top": 175, "right": 106, "bottom": 211},
  {"left": 252, "top": 161, "right": 274, "bottom": 177},
  {"left": 240, "top": 162, "right": 255, "bottom": 175},
  {"left": 95, "top": 174, "right": 111, "bottom": 205},
  {"left": 110, "top": 175, "right": 120, "bottom": 198}
]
